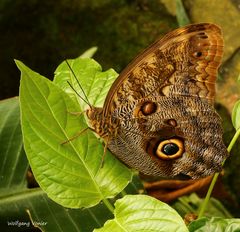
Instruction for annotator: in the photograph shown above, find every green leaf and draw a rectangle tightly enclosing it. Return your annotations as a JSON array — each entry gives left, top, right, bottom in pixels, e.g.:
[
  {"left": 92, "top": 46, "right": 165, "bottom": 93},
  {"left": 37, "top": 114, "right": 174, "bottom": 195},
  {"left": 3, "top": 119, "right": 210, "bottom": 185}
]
[
  {"left": 176, "top": 0, "right": 190, "bottom": 27},
  {"left": 188, "top": 217, "right": 240, "bottom": 232},
  {"left": 94, "top": 195, "right": 188, "bottom": 232},
  {"left": 232, "top": 99, "right": 240, "bottom": 130},
  {"left": 54, "top": 57, "right": 118, "bottom": 110},
  {"left": 0, "top": 97, "right": 28, "bottom": 192},
  {"left": 0, "top": 188, "right": 113, "bottom": 232},
  {"left": 172, "top": 193, "right": 232, "bottom": 218},
  {"left": 0, "top": 98, "right": 119, "bottom": 232},
  {"left": 17, "top": 60, "right": 132, "bottom": 209},
  {"left": 80, "top": 47, "right": 98, "bottom": 58}
]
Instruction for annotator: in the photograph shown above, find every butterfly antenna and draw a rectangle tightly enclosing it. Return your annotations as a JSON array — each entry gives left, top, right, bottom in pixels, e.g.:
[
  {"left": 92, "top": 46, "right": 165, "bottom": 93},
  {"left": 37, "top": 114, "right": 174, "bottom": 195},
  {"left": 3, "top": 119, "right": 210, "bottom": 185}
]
[
  {"left": 67, "top": 81, "right": 91, "bottom": 107},
  {"left": 65, "top": 60, "right": 92, "bottom": 109}
]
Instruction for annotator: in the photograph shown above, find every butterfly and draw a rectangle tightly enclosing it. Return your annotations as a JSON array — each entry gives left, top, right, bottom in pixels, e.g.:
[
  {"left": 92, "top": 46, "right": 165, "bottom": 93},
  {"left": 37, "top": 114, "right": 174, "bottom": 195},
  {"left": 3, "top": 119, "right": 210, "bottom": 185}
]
[{"left": 86, "top": 23, "right": 228, "bottom": 179}]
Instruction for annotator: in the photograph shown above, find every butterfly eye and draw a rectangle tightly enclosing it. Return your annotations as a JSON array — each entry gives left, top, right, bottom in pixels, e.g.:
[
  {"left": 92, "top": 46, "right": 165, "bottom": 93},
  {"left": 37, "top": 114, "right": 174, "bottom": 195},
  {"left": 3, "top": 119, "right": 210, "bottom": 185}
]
[
  {"left": 155, "top": 138, "right": 184, "bottom": 160},
  {"left": 140, "top": 101, "right": 157, "bottom": 116}
]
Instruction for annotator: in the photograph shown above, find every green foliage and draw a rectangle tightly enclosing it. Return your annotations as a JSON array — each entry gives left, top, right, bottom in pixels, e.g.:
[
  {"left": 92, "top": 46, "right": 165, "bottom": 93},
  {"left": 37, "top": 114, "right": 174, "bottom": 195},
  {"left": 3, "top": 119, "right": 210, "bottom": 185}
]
[
  {"left": 0, "top": 187, "right": 115, "bottom": 232},
  {"left": 94, "top": 195, "right": 188, "bottom": 232},
  {"left": 54, "top": 57, "right": 118, "bottom": 109},
  {"left": 232, "top": 100, "right": 240, "bottom": 130},
  {"left": 79, "top": 46, "right": 98, "bottom": 58},
  {"left": 172, "top": 193, "right": 232, "bottom": 218},
  {"left": 0, "top": 97, "right": 114, "bottom": 232},
  {"left": 0, "top": 97, "right": 28, "bottom": 192},
  {"left": 17, "top": 58, "right": 132, "bottom": 209},
  {"left": 188, "top": 217, "right": 240, "bottom": 232},
  {"left": 176, "top": 0, "right": 190, "bottom": 26}
]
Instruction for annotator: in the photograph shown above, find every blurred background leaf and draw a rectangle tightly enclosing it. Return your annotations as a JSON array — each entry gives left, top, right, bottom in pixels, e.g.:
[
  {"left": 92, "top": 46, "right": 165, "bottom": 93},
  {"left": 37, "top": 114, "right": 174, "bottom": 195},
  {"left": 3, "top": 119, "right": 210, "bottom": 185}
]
[
  {"left": 0, "top": 97, "right": 28, "bottom": 192},
  {"left": 172, "top": 193, "right": 232, "bottom": 219},
  {"left": 232, "top": 100, "right": 240, "bottom": 130},
  {"left": 188, "top": 217, "right": 240, "bottom": 232}
]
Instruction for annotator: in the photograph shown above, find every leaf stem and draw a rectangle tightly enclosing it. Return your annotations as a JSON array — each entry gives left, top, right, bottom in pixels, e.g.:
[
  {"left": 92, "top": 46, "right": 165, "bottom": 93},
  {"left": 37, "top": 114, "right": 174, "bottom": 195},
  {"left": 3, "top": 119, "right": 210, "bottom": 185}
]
[
  {"left": 198, "top": 128, "right": 240, "bottom": 218},
  {"left": 102, "top": 198, "right": 114, "bottom": 213}
]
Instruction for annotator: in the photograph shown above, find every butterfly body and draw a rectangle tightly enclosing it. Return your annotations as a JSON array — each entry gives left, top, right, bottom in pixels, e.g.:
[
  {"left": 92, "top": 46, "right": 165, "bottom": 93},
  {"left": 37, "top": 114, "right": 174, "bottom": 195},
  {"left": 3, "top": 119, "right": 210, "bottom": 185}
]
[{"left": 87, "top": 23, "right": 229, "bottom": 179}]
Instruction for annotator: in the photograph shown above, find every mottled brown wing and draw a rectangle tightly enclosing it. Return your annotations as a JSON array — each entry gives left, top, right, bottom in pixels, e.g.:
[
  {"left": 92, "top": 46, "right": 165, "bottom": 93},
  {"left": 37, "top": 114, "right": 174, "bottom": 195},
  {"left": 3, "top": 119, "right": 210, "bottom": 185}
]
[{"left": 103, "top": 23, "right": 223, "bottom": 117}]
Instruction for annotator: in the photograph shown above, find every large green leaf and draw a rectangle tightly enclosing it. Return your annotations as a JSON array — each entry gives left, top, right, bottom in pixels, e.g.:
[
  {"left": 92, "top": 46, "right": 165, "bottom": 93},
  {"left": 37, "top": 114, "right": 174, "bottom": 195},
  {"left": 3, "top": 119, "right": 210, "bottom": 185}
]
[
  {"left": 232, "top": 99, "right": 240, "bottom": 130},
  {"left": 17, "top": 60, "right": 132, "bottom": 209},
  {"left": 0, "top": 98, "right": 131, "bottom": 231},
  {"left": 188, "top": 217, "right": 240, "bottom": 232},
  {"left": 94, "top": 195, "right": 188, "bottom": 232}
]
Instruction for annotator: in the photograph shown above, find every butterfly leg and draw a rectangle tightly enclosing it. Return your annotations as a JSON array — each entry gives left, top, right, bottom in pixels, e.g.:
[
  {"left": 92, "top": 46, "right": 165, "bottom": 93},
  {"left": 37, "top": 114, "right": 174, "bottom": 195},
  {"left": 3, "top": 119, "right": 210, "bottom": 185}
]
[
  {"left": 61, "top": 127, "right": 90, "bottom": 145},
  {"left": 67, "top": 110, "right": 86, "bottom": 116},
  {"left": 100, "top": 136, "right": 110, "bottom": 168}
]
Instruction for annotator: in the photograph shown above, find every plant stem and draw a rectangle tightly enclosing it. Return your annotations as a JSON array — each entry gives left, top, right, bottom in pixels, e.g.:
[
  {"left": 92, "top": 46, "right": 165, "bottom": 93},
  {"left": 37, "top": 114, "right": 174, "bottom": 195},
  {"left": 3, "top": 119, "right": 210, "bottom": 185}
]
[
  {"left": 198, "top": 128, "right": 240, "bottom": 218},
  {"left": 198, "top": 172, "right": 220, "bottom": 218},
  {"left": 227, "top": 128, "right": 240, "bottom": 153},
  {"left": 102, "top": 198, "right": 114, "bottom": 213}
]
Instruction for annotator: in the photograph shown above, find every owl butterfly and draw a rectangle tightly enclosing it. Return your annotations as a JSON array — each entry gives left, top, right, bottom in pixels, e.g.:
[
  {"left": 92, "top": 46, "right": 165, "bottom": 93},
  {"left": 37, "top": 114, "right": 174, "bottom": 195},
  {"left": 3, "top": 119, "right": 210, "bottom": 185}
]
[{"left": 86, "top": 23, "right": 229, "bottom": 179}]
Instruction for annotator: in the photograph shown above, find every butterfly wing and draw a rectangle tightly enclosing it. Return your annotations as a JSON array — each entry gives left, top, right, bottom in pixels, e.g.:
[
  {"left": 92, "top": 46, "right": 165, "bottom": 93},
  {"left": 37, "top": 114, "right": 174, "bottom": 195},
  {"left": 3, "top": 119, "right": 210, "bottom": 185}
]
[
  {"left": 103, "top": 23, "right": 223, "bottom": 117},
  {"left": 89, "top": 23, "right": 227, "bottom": 179}
]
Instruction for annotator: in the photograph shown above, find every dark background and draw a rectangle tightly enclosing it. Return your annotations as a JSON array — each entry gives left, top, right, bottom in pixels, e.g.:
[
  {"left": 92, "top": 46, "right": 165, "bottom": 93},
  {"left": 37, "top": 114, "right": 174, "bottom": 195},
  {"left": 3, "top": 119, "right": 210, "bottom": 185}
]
[
  {"left": 1, "top": 0, "right": 240, "bottom": 108},
  {"left": 0, "top": 0, "right": 177, "bottom": 100}
]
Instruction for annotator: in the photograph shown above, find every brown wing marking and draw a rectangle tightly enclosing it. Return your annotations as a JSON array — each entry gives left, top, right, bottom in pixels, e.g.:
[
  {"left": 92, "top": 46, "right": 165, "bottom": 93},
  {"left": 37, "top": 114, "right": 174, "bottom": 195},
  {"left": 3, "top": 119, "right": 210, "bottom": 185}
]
[{"left": 103, "top": 23, "right": 223, "bottom": 116}]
